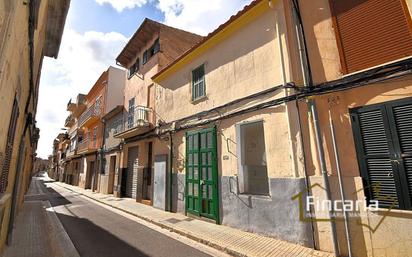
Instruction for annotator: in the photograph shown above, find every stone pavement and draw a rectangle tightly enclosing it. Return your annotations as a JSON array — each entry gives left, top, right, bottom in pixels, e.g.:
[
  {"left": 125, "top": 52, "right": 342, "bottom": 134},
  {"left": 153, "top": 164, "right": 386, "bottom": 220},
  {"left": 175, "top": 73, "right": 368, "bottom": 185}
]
[
  {"left": 3, "top": 176, "right": 80, "bottom": 257},
  {"left": 53, "top": 181, "right": 334, "bottom": 257}
]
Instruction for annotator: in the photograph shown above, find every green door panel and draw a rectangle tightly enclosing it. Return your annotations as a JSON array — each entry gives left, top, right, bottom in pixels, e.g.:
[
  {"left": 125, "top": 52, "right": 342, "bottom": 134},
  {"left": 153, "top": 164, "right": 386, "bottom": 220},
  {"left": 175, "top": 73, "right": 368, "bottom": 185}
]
[{"left": 185, "top": 127, "right": 219, "bottom": 223}]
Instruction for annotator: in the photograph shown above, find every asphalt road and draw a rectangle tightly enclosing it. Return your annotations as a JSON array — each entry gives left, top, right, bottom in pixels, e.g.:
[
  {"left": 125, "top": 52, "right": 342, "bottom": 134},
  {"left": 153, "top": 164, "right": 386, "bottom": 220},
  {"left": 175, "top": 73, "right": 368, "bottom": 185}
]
[{"left": 32, "top": 175, "right": 215, "bottom": 257}]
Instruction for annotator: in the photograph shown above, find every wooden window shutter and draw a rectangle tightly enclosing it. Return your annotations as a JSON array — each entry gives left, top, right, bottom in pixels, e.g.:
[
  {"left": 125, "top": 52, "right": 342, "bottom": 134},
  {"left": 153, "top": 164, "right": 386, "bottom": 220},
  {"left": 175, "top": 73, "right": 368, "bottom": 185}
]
[
  {"left": 387, "top": 100, "right": 412, "bottom": 208},
  {"left": 330, "top": 0, "right": 412, "bottom": 74},
  {"left": 351, "top": 107, "right": 400, "bottom": 208},
  {"left": 351, "top": 97, "right": 412, "bottom": 210},
  {"left": 0, "top": 99, "right": 19, "bottom": 193}
]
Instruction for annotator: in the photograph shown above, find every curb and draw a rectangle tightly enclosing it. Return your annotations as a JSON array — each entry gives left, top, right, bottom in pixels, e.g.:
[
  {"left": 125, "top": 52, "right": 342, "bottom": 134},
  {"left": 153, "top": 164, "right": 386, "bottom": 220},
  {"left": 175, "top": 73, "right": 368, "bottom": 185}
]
[
  {"left": 44, "top": 201, "right": 81, "bottom": 257},
  {"left": 55, "top": 183, "right": 248, "bottom": 257}
]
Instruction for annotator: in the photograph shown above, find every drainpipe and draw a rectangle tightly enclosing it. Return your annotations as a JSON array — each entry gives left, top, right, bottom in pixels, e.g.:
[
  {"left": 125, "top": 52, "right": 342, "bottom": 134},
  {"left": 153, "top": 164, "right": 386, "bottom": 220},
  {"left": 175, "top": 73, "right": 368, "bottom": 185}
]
[
  {"left": 101, "top": 119, "right": 107, "bottom": 174},
  {"left": 168, "top": 131, "right": 173, "bottom": 212},
  {"left": 271, "top": 2, "right": 316, "bottom": 250},
  {"left": 329, "top": 110, "right": 353, "bottom": 257},
  {"left": 290, "top": 0, "right": 339, "bottom": 255}
]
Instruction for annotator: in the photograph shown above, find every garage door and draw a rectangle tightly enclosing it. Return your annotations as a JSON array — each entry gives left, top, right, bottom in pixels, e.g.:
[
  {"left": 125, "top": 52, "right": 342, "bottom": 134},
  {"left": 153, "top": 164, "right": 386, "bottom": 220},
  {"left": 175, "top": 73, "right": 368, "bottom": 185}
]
[{"left": 126, "top": 146, "right": 138, "bottom": 199}]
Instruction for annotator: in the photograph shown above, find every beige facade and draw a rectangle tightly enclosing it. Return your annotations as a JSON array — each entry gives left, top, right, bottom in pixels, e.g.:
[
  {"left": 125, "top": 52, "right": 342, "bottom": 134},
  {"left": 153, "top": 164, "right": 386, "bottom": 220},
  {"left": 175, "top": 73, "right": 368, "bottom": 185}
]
[
  {"left": 0, "top": 0, "right": 69, "bottom": 252},
  {"left": 292, "top": 0, "right": 412, "bottom": 256},
  {"left": 151, "top": 0, "right": 412, "bottom": 255},
  {"left": 46, "top": 0, "right": 412, "bottom": 256},
  {"left": 113, "top": 19, "right": 203, "bottom": 203},
  {"left": 151, "top": 0, "right": 312, "bottom": 244}
]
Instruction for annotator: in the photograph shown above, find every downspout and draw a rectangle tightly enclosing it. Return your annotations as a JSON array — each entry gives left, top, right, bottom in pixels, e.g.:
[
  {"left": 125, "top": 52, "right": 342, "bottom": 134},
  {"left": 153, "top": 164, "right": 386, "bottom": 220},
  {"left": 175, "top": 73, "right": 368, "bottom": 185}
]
[
  {"left": 100, "top": 119, "right": 107, "bottom": 175},
  {"left": 329, "top": 110, "right": 353, "bottom": 257},
  {"left": 168, "top": 131, "right": 173, "bottom": 212},
  {"left": 271, "top": 2, "right": 316, "bottom": 249},
  {"left": 290, "top": 0, "right": 339, "bottom": 255}
]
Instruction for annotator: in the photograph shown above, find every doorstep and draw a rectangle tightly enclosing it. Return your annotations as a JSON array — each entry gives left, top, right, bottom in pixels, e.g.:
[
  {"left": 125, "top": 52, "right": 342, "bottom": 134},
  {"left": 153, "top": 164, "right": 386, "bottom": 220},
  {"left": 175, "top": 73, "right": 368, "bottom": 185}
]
[{"left": 54, "top": 182, "right": 333, "bottom": 257}]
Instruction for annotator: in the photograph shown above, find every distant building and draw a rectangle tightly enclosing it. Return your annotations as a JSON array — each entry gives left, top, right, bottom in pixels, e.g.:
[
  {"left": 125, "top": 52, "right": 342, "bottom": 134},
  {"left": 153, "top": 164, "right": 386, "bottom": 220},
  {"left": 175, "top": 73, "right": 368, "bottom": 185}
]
[{"left": 113, "top": 19, "right": 203, "bottom": 203}]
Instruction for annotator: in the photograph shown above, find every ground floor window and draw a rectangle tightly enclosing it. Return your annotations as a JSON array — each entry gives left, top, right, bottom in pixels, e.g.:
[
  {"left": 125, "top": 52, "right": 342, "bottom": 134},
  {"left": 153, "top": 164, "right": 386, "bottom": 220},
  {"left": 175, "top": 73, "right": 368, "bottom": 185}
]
[
  {"left": 351, "top": 97, "right": 412, "bottom": 210},
  {"left": 236, "top": 120, "right": 269, "bottom": 195}
]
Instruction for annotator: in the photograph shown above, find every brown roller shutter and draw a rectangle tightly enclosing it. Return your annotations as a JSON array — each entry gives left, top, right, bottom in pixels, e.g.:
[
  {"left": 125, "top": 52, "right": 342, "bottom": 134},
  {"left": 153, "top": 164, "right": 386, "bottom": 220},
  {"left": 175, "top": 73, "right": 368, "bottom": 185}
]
[
  {"left": 0, "top": 99, "right": 19, "bottom": 193},
  {"left": 330, "top": 0, "right": 412, "bottom": 74}
]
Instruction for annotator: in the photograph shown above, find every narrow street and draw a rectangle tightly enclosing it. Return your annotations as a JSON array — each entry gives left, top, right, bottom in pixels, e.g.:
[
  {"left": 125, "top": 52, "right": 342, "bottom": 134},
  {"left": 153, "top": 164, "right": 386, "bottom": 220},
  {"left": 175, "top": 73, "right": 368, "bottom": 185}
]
[{"left": 7, "top": 173, "right": 227, "bottom": 257}]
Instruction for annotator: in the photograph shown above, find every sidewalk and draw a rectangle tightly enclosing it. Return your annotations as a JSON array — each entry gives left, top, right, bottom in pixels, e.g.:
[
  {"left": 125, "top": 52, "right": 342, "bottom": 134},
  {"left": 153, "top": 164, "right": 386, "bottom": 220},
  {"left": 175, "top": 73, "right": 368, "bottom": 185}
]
[
  {"left": 53, "top": 181, "right": 333, "bottom": 257},
  {"left": 3, "top": 176, "right": 79, "bottom": 257}
]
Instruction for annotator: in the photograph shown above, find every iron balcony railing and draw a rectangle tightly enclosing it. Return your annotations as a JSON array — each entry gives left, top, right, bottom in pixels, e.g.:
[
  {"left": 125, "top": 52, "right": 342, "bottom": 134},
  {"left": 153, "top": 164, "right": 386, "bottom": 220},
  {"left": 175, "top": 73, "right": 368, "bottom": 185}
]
[
  {"left": 78, "top": 102, "right": 102, "bottom": 127},
  {"left": 65, "top": 115, "right": 75, "bottom": 127},
  {"left": 126, "top": 106, "right": 153, "bottom": 130},
  {"left": 77, "top": 138, "right": 98, "bottom": 152}
]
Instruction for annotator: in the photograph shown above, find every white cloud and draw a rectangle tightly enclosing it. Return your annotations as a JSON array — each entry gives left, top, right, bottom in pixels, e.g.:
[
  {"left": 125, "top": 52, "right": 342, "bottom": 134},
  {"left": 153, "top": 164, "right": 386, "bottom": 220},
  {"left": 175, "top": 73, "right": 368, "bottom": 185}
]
[
  {"left": 156, "top": 0, "right": 252, "bottom": 35},
  {"left": 36, "top": 29, "right": 128, "bottom": 158},
  {"left": 95, "top": 0, "right": 149, "bottom": 12},
  {"left": 36, "top": 0, "right": 252, "bottom": 158}
]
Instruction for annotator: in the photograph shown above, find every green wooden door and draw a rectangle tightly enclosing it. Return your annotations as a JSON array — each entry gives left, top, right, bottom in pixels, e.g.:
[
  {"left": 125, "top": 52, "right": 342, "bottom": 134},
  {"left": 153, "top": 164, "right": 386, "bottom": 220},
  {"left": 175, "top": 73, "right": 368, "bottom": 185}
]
[{"left": 186, "top": 127, "right": 219, "bottom": 223}]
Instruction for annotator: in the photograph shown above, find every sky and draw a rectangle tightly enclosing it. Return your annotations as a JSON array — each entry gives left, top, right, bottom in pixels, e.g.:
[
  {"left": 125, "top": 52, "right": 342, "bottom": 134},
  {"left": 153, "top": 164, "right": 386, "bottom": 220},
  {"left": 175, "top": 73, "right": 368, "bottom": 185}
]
[{"left": 36, "top": 0, "right": 252, "bottom": 158}]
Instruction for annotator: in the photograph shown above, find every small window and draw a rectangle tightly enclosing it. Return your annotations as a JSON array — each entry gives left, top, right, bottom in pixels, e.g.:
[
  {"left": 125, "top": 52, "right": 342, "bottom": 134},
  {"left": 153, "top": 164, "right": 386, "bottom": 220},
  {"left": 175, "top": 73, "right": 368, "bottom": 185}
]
[
  {"left": 128, "top": 59, "right": 139, "bottom": 79},
  {"left": 236, "top": 121, "right": 269, "bottom": 195},
  {"left": 149, "top": 38, "right": 160, "bottom": 57},
  {"left": 153, "top": 38, "right": 160, "bottom": 54},
  {"left": 142, "top": 50, "right": 148, "bottom": 64},
  {"left": 95, "top": 96, "right": 101, "bottom": 115},
  {"left": 93, "top": 127, "right": 97, "bottom": 141},
  {"left": 128, "top": 98, "right": 135, "bottom": 129},
  {"left": 191, "top": 64, "right": 206, "bottom": 101}
]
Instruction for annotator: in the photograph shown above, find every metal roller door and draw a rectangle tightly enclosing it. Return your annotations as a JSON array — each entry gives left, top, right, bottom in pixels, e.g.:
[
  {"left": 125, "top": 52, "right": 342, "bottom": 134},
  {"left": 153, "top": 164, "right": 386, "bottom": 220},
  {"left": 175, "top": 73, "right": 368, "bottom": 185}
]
[{"left": 126, "top": 146, "right": 138, "bottom": 199}]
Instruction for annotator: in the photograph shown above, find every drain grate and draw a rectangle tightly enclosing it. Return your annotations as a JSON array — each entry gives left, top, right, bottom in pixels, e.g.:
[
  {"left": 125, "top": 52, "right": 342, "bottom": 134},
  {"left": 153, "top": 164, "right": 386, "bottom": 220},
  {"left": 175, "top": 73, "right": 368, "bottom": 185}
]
[{"left": 165, "top": 218, "right": 183, "bottom": 224}]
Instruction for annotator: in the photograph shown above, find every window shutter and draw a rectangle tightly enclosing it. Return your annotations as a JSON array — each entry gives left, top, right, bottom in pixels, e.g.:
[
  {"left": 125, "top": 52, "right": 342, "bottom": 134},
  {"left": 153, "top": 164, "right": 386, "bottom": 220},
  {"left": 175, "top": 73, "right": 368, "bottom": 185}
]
[
  {"left": 352, "top": 108, "right": 400, "bottom": 208},
  {"left": 387, "top": 101, "right": 412, "bottom": 208},
  {"left": 330, "top": 0, "right": 412, "bottom": 73},
  {"left": 0, "top": 99, "right": 19, "bottom": 193}
]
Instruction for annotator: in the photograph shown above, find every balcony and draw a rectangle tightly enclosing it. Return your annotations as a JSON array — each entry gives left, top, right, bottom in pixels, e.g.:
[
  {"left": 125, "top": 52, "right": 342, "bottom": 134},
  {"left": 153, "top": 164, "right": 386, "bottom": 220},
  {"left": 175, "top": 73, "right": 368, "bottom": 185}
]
[
  {"left": 78, "top": 102, "right": 102, "bottom": 127},
  {"left": 66, "top": 149, "right": 77, "bottom": 158},
  {"left": 65, "top": 115, "right": 75, "bottom": 127},
  {"left": 77, "top": 139, "right": 99, "bottom": 154},
  {"left": 114, "top": 106, "right": 154, "bottom": 139}
]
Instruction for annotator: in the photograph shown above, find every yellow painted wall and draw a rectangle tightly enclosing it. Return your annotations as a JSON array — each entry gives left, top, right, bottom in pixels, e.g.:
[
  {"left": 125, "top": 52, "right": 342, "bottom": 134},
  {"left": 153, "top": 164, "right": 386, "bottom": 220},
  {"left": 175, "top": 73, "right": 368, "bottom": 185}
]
[
  {"left": 0, "top": 0, "right": 53, "bottom": 253},
  {"left": 153, "top": 3, "right": 302, "bottom": 180},
  {"left": 155, "top": 8, "right": 290, "bottom": 122}
]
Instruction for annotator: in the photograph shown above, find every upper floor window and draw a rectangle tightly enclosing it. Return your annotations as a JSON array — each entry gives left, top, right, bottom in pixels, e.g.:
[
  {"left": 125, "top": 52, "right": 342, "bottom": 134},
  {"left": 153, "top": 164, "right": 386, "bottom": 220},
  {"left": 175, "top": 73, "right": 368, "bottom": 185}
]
[
  {"left": 192, "top": 64, "right": 206, "bottom": 101},
  {"left": 128, "top": 58, "right": 139, "bottom": 79},
  {"left": 128, "top": 98, "right": 135, "bottom": 129},
  {"left": 142, "top": 38, "right": 160, "bottom": 66},
  {"left": 95, "top": 96, "right": 102, "bottom": 115},
  {"left": 149, "top": 38, "right": 160, "bottom": 57},
  {"left": 330, "top": 0, "right": 412, "bottom": 74},
  {"left": 143, "top": 50, "right": 148, "bottom": 64},
  {"left": 92, "top": 127, "right": 97, "bottom": 141}
]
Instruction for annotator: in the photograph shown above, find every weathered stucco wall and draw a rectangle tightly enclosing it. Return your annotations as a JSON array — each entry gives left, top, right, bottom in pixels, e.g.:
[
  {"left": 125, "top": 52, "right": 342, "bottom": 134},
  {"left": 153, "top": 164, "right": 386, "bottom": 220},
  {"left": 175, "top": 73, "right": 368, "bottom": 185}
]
[
  {"left": 106, "top": 67, "right": 125, "bottom": 115},
  {"left": 300, "top": 76, "right": 412, "bottom": 256},
  {"left": 155, "top": 4, "right": 292, "bottom": 123},
  {"left": 0, "top": 0, "right": 52, "bottom": 253}
]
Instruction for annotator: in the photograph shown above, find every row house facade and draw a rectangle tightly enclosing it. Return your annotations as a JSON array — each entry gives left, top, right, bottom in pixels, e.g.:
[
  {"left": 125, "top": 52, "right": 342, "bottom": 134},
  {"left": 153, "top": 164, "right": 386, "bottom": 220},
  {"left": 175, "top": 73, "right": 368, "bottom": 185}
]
[
  {"left": 0, "top": 0, "right": 70, "bottom": 252},
  {"left": 53, "top": 0, "right": 412, "bottom": 256},
  {"left": 64, "top": 93, "right": 86, "bottom": 186},
  {"left": 61, "top": 67, "right": 125, "bottom": 192},
  {"left": 113, "top": 19, "right": 203, "bottom": 203}
]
